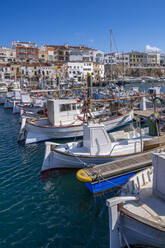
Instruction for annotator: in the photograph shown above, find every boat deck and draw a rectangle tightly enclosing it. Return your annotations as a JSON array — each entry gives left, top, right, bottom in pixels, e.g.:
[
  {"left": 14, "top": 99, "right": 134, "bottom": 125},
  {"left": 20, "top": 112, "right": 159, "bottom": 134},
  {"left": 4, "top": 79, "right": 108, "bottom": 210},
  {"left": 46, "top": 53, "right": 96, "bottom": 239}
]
[
  {"left": 84, "top": 152, "right": 153, "bottom": 182},
  {"left": 122, "top": 181, "right": 165, "bottom": 230}
]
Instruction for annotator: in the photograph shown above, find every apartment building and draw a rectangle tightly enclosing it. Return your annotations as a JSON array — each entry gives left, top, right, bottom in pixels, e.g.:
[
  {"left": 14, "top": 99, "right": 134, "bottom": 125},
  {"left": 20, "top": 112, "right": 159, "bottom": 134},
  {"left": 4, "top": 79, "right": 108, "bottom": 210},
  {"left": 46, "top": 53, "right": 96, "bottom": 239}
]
[
  {"left": 104, "top": 52, "right": 129, "bottom": 65},
  {"left": 69, "top": 46, "right": 104, "bottom": 63},
  {"left": 67, "top": 61, "right": 93, "bottom": 80},
  {"left": 12, "top": 41, "right": 39, "bottom": 61},
  {"left": 0, "top": 64, "right": 11, "bottom": 79},
  {"left": 129, "top": 51, "right": 160, "bottom": 67},
  {"left": 160, "top": 54, "right": 165, "bottom": 66},
  {"left": 10, "top": 63, "right": 21, "bottom": 79},
  {"left": 39, "top": 44, "right": 104, "bottom": 64},
  {"left": 0, "top": 47, "right": 16, "bottom": 63},
  {"left": 67, "top": 61, "right": 104, "bottom": 81},
  {"left": 40, "top": 45, "right": 69, "bottom": 63}
]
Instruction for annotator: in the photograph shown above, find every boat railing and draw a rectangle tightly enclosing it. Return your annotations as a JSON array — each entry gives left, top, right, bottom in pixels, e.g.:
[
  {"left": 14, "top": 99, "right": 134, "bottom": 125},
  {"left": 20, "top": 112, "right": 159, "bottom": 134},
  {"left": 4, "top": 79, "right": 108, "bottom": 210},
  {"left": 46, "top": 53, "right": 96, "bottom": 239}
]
[
  {"left": 109, "top": 140, "right": 142, "bottom": 156},
  {"left": 122, "top": 167, "right": 153, "bottom": 195}
]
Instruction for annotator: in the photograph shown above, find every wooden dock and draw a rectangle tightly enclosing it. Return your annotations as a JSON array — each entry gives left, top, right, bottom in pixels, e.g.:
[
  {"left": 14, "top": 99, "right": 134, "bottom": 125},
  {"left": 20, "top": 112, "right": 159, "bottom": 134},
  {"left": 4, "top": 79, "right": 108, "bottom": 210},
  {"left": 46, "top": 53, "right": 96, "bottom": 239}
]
[
  {"left": 134, "top": 109, "right": 155, "bottom": 119},
  {"left": 83, "top": 152, "right": 153, "bottom": 182},
  {"left": 134, "top": 108, "right": 164, "bottom": 119}
]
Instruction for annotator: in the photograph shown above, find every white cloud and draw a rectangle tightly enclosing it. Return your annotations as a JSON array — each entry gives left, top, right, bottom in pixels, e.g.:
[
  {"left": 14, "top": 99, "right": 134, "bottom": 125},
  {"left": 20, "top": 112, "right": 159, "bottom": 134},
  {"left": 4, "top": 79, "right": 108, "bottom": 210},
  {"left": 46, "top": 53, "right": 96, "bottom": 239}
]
[{"left": 145, "top": 44, "right": 161, "bottom": 52}]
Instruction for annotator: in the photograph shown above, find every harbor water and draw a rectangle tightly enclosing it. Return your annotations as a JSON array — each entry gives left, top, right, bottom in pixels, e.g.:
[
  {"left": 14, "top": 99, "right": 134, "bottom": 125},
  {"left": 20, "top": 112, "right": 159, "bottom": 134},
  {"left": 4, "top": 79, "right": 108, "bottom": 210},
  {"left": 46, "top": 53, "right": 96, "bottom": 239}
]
[
  {"left": 1, "top": 81, "right": 165, "bottom": 247},
  {"left": 0, "top": 106, "right": 115, "bottom": 248}
]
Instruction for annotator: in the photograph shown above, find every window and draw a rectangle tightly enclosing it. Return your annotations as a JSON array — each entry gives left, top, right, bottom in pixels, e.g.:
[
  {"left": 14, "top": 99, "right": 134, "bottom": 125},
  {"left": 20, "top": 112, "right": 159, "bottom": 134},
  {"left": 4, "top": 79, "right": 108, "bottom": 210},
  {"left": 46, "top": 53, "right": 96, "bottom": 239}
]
[
  {"left": 60, "top": 104, "right": 71, "bottom": 112},
  {"left": 77, "top": 104, "right": 81, "bottom": 109},
  {"left": 72, "top": 104, "right": 76, "bottom": 110},
  {"left": 21, "top": 48, "right": 26, "bottom": 53},
  {"left": 20, "top": 54, "right": 26, "bottom": 59},
  {"left": 48, "top": 55, "right": 53, "bottom": 61}
]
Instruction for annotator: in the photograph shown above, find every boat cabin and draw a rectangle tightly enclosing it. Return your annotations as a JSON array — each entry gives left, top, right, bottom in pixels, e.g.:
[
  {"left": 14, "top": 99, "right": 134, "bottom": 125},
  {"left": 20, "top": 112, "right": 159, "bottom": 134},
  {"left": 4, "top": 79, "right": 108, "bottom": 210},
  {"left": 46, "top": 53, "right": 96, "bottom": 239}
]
[
  {"left": 148, "top": 86, "right": 160, "bottom": 96},
  {"left": 47, "top": 99, "right": 82, "bottom": 126},
  {"left": 21, "top": 93, "right": 31, "bottom": 103},
  {"left": 153, "top": 152, "right": 165, "bottom": 200},
  {"left": 83, "top": 123, "right": 112, "bottom": 155}
]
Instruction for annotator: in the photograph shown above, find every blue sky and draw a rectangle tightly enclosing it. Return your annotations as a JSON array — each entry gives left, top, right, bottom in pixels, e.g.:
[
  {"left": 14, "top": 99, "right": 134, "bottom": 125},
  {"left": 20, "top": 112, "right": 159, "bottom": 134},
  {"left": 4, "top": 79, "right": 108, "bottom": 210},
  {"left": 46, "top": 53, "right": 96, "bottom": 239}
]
[{"left": 0, "top": 0, "right": 165, "bottom": 53}]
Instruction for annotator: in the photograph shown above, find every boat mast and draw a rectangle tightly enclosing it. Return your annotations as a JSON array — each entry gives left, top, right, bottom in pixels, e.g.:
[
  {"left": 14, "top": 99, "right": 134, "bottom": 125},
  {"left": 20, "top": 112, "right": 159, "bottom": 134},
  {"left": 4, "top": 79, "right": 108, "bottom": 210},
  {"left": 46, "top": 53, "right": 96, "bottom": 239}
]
[
  {"left": 83, "top": 74, "right": 95, "bottom": 124},
  {"left": 110, "top": 29, "right": 112, "bottom": 81}
]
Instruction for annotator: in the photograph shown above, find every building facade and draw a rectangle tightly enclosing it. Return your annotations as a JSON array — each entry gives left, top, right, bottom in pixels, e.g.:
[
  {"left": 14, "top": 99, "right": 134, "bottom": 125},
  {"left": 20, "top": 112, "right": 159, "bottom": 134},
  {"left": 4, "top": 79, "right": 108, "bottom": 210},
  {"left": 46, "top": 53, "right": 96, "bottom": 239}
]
[
  {"left": 104, "top": 52, "right": 129, "bottom": 66},
  {"left": 0, "top": 47, "right": 16, "bottom": 63},
  {"left": 40, "top": 45, "right": 69, "bottom": 63},
  {"left": 69, "top": 46, "right": 104, "bottom": 63},
  {"left": 12, "top": 41, "right": 39, "bottom": 61},
  {"left": 129, "top": 51, "right": 160, "bottom": 67},
  {"left": 67, "top": 61, "right": 104, "bottom": 81}
]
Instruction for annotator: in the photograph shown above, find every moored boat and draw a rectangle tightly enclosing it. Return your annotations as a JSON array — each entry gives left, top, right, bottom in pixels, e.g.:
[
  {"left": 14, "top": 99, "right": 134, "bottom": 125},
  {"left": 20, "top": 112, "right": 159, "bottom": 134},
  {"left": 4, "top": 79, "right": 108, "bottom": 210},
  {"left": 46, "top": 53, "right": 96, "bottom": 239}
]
[
  {"left": 19, "top": 98, "right": 133, "bottom": 144},
  {"left": 41, "top": 121, "right": 158, "bottom": 172},
  {"left": 4, "top": 90, "right": 21, "bottom": 109},
  {"left": 106, "top": 151, "right": 165, "bottom": 247}
]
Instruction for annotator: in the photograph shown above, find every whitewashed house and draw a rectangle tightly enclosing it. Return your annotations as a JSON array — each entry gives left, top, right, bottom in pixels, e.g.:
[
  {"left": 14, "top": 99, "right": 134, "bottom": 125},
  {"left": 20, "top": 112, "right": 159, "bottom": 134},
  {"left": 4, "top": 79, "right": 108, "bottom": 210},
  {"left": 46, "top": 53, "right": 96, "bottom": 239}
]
[{"left": 67, "top": 61, "right": 93, "bottom": 80}]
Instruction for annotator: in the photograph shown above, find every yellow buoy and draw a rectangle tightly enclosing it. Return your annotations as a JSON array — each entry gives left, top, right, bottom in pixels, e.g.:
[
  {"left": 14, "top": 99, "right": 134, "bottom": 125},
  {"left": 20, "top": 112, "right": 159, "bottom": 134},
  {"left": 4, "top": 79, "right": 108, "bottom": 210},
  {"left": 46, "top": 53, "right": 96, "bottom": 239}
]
[{"left": 76, "top": 169, "right": 92, "bottom": 182}]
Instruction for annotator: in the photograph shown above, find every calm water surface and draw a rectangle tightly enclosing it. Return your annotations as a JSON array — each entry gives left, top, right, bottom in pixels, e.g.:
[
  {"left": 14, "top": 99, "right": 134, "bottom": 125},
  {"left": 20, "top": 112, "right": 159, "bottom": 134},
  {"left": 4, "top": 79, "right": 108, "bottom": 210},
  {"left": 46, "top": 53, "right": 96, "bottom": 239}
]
[{"left": 0, "top": 106, "right": 115, "bottom": 248}]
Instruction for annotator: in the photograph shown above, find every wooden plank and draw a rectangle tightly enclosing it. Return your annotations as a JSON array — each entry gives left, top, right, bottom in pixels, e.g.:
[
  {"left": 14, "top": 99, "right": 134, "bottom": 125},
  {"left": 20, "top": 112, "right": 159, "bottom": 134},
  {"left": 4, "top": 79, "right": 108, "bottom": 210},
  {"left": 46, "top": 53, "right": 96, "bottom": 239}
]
[
  {"left": 85, "top": 153, "right": 153, "bottom": 181},
  {"left": 143, "top": 136, "right": 165, "bottom": 151}
]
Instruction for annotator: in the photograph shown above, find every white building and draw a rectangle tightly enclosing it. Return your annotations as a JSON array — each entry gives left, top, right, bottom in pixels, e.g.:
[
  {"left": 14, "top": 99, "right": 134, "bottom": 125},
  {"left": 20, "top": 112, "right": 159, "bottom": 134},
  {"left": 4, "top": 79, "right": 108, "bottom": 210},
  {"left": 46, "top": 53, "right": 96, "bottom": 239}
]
[
  {"left": 104, "top": 52, "right": 129, "bottom": 66},
  {"left": 40, "top": 65, "right": 55, "bottom": 78},
  {"left": 160, "top": 54, "right": 165, "bottom": 66},
  {"left": 99, "top": 64, "right": 104, "bottom": 78},
  {"left": 147, "top": 52, "right": 160, "bottom": 66},
  {"left": 92, "top": 50, "right": 104, "bottom": 63},
  {"left": 0, "top": 64, "right": 11, "bottom": 79},
  {"left": 0, "top": 47, "right": 16, "bottom": 63},
  {"left": 12, "top": 41, "right": 37, "bottom": 49},
  {"left": 67, "top": 61, "right": 104, "bottom": 80},
  {"left": 67, "top": 61, "right": 93, "bottom": 80},
  {"left": 69, "top": 46, "right": 104, "bottom": 63},
  {"left": 129, "top": 51, "right": 160, "bottom": 67}
]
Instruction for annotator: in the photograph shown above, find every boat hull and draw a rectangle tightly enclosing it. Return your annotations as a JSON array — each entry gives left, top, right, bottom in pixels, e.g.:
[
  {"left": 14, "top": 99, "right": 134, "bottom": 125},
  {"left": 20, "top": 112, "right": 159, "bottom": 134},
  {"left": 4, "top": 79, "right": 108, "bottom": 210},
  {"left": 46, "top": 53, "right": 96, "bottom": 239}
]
[
  {"left": 42, "top": 146, "right": 116, "bottom": 172},
  {"left": 85, "top": 172, "right": 135, "bottom": 194},
  {"left": 25, "top": 123, "right": 83, "bottom": 144},
  {"left": 118, "top": 213, "right": 165, "bottom": 247},
  {"left": 25, "top": 111, "right": 133, "bottom": 144},
  {"left": 41, "top": 132, "right": 148, "bottom": 172},
  {"left": 4, "top": 99, "right": 13, "bottom": 109}
]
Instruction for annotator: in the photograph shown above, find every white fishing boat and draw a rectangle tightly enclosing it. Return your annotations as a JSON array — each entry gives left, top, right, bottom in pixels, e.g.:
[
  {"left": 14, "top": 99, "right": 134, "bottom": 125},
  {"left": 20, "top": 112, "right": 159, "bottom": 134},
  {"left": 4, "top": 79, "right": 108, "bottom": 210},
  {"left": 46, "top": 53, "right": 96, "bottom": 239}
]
[
  {"left": 18, "top": 98, "right": 82, "bottom": 143},
  {"left": 4, "top": 89, "right": 21, "bottom": 109},
  {"left": 13, "top": 92, "right": 32, "bottom": 114},
  {"left": 41, "top": 121, "right": 158, "bottom": 172},
  {"left": 0, "top": 82, "right": 8, "bottom": 93},
  {"left": 19, "top": 98, "right": 133, "bottom": 144},
  {"left": 106, "top": 151, "right": 165, "bottom": 248},
  {"left": 13, "top": 93, "right": 45, "bottom": 114},
  {"left": 19, "top": 100, "right": 45, "bottom": 115},
  {"left": 0, "top": 92, "right": 7, "bottom": 105},
  {"left": 0, "top": 82, "right": 8, "bottom": 104}
]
